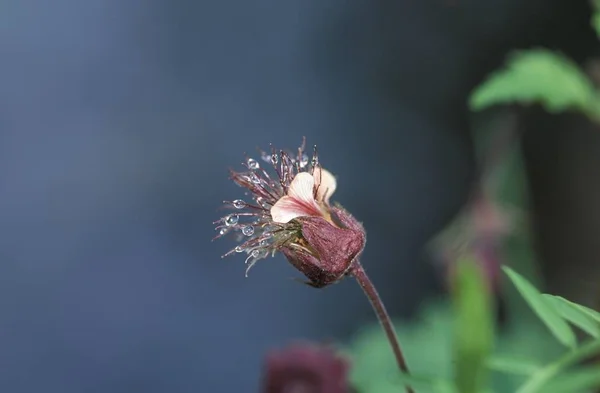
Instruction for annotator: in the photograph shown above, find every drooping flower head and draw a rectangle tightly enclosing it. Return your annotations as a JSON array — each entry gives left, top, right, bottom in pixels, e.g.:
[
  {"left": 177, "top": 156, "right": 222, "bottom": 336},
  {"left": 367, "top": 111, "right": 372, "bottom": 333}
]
[
  {"left": 214, "top": 138, "right": 365, "bottom": 288},
  {"left": 261, "top": 342, "right": 351, "bottom": 393},
  {"left": 429, "top": 191, "right": 517, "bottom": 293}
]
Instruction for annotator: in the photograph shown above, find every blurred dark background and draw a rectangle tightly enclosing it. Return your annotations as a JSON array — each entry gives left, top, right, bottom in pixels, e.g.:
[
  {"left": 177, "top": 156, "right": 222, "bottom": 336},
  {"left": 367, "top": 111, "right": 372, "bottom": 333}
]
[{"left": 1, "top": 0, "right": 599, "bottom": 392}]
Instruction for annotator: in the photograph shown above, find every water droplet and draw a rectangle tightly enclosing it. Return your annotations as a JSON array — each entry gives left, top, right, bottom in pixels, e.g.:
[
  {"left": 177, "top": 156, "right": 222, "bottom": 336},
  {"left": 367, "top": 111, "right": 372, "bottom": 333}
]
[
  {"left": 299, "top": 154, "right": 309, "bottom": 168},
  {"left": 219, "top": 228, "right": 228, "bottom": 235},
  {"left": 247, "top": 158, "right": 259, "bottom": 170},
  {"left": 256, "top": 197, "right": 270, "bottom": 208},
  {"left": 263, "top": 232, "right": 273, "bottom": 238},
  {"left": 244, "top": 250, "right": 262, "bottom": 277},
  {"left": 242, "top": 225, "right": 255, "bottom": 236},
  {"left": 233, "top": 199, "right": 246, "bottom": 209},
  {"left": 311, "top": 151, "right": 319, "bottom": 167},
  {"left": 235, "top": 245, "right": 244, "bottom": 253},
  {"left": 225, "top": 215, "right": 239, "bottom": 226},
  {"left": 259, "top": 240, "right": 267, "bottom": 247},
  {"left": 271, "top": 153, "right": 279, "bottom": 165},
  {"left": 250, "top": 173, "right": 261, "bottom": 184}
]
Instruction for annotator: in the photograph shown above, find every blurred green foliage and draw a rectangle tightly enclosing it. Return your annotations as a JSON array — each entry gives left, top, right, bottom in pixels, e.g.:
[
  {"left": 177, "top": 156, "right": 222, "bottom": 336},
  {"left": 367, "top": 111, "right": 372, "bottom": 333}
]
[
  {"left": 348, "top": 301, "right": 455, "bottom": 393},
  {"left": 452, "top": 260, "right": 494, "bottom": 393},
  {"left": 469, "top": 2, "right": 600, "bottom": 122},
  {"left": 347, "top": 267, "right": 600, "bottom": 393},
  {"left": 543, "top": 295, "right": 600, "bottom": 338},
  {"left": 593, "top": 0, "right": 600, "bottom": 40},
  {"left": 469, "top": 50, "right": 600, "bottom": 121},
  {"left": 503, "top": 266, "right": 577, "bottom": 349},
  {"left": 347, "top": 5, "right": 600, "bottom": 392}
]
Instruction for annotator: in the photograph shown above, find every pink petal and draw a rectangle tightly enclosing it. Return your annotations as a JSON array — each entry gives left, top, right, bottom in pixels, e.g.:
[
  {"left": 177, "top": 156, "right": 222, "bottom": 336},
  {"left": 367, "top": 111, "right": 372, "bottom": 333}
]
[
  {"left": 314, "top": 167, "right": 337, "bottom": 203},
  {"left": 270, "top": 173, "right": 322, "bottom": 223},
  {"left": 472, "top": 197, "right": 513, "bottom": 236}
]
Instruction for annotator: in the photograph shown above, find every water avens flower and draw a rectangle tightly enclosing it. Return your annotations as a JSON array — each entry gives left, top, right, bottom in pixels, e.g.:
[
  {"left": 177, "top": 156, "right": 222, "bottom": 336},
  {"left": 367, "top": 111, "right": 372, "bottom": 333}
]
[
  {"left": 430, "top": 190, "right": 518, "bottom": 294},
  {"left": 261, "top": 342, "right": 350, "bottom": 393},
  {"left": 213, "top": 138, "right": 365, "bottom": 288},
  {"left": 214, "top": 138, "right": 414, "bottom": 393}
]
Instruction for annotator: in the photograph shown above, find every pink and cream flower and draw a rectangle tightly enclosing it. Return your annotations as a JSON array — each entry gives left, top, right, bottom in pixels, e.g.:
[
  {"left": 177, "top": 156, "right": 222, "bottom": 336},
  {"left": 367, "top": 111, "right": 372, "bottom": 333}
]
[
  {"left": 214, "top": 139, "right": 365, "bottom": 288},
  {"left": 429, "top": 190, "right": 518, "bottom": 293},
  {"left": 261, "top": 342, "right": 351, "bottom": 393}
]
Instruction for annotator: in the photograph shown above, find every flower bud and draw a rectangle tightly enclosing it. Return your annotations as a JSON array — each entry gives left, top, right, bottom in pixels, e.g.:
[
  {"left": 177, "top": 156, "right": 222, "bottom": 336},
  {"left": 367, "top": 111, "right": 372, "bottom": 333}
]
[
  {"left": 282, "top": 206, "right": 365, "bottom": 288},
  {"left": 262, "top": 342, "right": 351, "bottom": 393}
]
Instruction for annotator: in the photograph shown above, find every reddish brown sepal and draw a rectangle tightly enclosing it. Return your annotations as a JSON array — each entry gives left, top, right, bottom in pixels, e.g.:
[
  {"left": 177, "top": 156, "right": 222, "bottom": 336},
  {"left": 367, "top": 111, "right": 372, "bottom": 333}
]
[{"left": 282, "top": 206, "right": 365, "bottom": 288}]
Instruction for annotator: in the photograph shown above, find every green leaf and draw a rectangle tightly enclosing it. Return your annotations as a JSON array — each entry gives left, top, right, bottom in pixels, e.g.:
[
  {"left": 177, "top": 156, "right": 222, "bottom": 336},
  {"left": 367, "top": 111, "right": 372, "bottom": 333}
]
[
  {"left": 573, "top": 303, "right": 600, "bottom": 324},
  {"left": 469, "top": 50, "right": 599, "bottom": 118},
  {"left": 543, "top": 295, "right": 600, "bottom": 338},
  {"left": 592, "top": 0, "right": 600, "bottom": 40},
  {"left": 593, "top": 14, "right": 600, "bottom": 40},
  {"left": 452, "top": 259, "right": 495, "bottom": 393},
  {"left": 486, "top": 356, "right": 541, "bottom": 376},
  {"left": 392, "top": 372, "right": 458, "bottom": 393},
  {"left": 490, "top": 320, "right": 566, "bottom": 393},
  {"left": 502, "top": 267, "right": 576, "bottom": 349},
  {"left": 544, "top": 366, "right": 600, "bottom": 393},
  {"left": 516, "top": 339, "right": 600, "bottom": 393},
  {"left": 348, "top": 302, "right": 456, "bottom": 393}
]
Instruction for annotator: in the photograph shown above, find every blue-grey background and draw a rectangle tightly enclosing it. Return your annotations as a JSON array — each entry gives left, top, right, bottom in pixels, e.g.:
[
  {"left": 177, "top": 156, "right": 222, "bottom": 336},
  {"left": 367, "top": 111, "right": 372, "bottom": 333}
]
[{"left": 1, "top": 1, "right": 597, "bottom": 392}]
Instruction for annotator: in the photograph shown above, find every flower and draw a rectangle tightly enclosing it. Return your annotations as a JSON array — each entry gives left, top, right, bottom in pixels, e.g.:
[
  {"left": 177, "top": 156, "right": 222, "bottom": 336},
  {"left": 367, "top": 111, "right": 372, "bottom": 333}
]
[
  {"left": 214, "top": 138, "right": 366, "bottom": 287},
  {"left": 261, "top": 342, "right": 351, "bottom": 393},
  {"left": 429, "top": 191, "right": 517, "bottom": 293}
]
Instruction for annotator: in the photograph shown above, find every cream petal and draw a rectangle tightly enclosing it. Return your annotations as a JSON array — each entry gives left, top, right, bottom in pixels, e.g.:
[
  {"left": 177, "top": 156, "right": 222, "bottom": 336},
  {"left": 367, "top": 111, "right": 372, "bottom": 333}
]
[
  {"left": 287, "top": 172, "right": 317, "bottom": 205},
  {"left": 270, "top": 196, "right": 311, "bottom": 223},
  {"left": 314, "top": 167, "right": 337, "bottom": 203},
  {"left": 270, "top": 172, "right": 322, "bottom": 223}
]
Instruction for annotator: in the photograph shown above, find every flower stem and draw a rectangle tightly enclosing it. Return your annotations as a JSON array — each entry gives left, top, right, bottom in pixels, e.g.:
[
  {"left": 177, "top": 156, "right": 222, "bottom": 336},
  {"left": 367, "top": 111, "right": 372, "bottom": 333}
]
[{"left": 350, "top": 261, "right": 415, "bottom": 393}]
